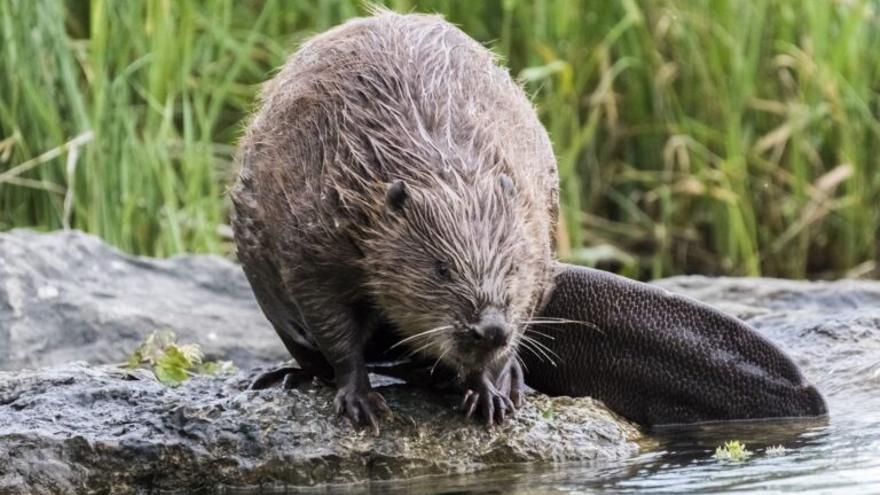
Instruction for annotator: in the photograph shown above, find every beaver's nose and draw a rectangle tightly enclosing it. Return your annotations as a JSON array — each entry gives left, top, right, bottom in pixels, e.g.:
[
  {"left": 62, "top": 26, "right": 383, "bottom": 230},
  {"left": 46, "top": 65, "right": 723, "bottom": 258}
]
[{"left": 472, "top": 309, "right": 511, "bottom": 347}]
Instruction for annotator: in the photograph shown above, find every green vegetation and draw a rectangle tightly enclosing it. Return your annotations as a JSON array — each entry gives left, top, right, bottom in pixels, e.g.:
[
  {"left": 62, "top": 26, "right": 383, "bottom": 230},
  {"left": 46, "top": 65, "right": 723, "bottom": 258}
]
[
  {"left": 1, "top": 0, "right": 878, "bottom": 278},
  {"left": 713, "top": 440, "right": 753, "bottom": 461},
  {"left": 126, "top": 330, "right": 235, "bottom": 386}
]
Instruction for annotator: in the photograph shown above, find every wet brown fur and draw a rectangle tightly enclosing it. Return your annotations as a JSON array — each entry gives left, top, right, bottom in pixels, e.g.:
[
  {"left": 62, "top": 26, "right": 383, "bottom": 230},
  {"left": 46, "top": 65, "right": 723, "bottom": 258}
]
[{"left": 231, "top": 10, "right": 558, "bottom": 382}]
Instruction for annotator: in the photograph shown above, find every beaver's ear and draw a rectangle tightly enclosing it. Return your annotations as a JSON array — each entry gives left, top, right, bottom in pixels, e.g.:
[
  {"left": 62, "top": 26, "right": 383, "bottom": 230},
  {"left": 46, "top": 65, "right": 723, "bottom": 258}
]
[
  {"left": 499, "top": 174, "right": 515, "bottom": 197},
  {"left": 386, "top": 180, "right": 409, "bottom": 212}
]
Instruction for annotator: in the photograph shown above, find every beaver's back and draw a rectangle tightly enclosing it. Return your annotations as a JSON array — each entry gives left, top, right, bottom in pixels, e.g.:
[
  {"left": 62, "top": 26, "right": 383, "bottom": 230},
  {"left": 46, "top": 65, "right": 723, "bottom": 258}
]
[{"left": 233, "top": 10, "right": 558, "bottom": 263}]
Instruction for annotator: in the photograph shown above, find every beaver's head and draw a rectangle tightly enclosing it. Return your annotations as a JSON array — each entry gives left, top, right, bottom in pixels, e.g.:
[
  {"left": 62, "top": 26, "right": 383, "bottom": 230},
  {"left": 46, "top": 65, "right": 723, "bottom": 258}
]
[{"left": 360, "top": 172, "right": 547, "bottom": 375}]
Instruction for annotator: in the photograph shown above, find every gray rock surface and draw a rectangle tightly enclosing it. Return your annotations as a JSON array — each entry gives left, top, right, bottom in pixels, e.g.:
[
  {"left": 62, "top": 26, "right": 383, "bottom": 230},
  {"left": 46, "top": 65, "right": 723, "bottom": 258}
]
[
  {"left": 2, "top": 231, "right": 877, "bottom": 494},
  {"left": 0, "top": 231, "right": 639, "bottom": 494},
  {"left": 0, "top": 365, "right": 637, "bottom": 494},
  {"left": 0, "top": 229, "right": 286, "bottom": 371}
]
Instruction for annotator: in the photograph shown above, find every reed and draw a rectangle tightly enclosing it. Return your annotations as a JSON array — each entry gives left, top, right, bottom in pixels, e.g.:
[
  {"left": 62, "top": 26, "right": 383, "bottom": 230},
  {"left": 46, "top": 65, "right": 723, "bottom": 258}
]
[{"left": 1, "top": 0, "right": 877, "bottom": 278}]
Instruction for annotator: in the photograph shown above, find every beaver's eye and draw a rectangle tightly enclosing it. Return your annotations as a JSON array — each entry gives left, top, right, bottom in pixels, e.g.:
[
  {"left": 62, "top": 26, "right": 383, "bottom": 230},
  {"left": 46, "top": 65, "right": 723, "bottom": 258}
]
[{"left": 435, "top": 260, "right": 451, "bottom": 281}]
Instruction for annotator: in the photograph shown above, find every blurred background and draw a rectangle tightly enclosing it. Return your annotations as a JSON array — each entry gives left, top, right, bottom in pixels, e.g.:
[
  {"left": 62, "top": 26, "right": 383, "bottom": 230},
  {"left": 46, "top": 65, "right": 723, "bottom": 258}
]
[{"left": 1, "top": 0, "right": 878, "bottom": 280}]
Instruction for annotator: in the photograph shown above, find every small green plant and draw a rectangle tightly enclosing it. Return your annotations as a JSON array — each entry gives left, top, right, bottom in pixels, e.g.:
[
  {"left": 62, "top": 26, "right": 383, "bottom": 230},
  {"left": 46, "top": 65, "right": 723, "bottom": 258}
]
[
  {"left": 126, "top": 330, "right": 235, "bottom": 386},
  {"left": 765, "top": 445, "right": 787, "bottom": 456},
  {"left": 713, "top": 440, "right": 753, "bottom": 462},
  {"left": 541, "top": 408, "right": 556, "bottom": 421}
]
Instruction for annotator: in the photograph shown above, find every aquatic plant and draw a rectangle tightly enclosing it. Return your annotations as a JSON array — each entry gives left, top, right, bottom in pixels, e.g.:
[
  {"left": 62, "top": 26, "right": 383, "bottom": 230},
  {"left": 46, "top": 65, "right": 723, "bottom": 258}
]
[
  {"left": 765, "top": 445, "right": 787, "bottom": 456},
  {"left": 714, "top": 440, "right": 754, "bottom": 461}
]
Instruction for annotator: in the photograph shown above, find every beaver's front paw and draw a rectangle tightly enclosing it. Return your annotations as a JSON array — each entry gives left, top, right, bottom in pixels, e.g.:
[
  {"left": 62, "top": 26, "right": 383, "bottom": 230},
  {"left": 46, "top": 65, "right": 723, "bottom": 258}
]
[
  {"left": 334, "top": 383, "right": 390, "bottom": 435},
  {"left": 494, "top": 358, "right": 526, "bottom": 409},
  {"left": 462, "top": 374, "right": 515, "bottom": 426}
]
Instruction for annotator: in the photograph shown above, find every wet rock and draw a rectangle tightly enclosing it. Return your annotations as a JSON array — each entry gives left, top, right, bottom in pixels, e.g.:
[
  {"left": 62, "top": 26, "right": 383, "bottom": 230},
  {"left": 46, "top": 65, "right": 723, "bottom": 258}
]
[
  {"left": 0, "top": 229, "right": 286, "bottom": 371},
  {"left": 0, "top": 230, "right": 639, "bottom": 493},
  {"left": 3, "top": 231, "right": 878, "bottom": 493},
  {"left": 0, "top": 364, "right": 638, "bottom": 493}
]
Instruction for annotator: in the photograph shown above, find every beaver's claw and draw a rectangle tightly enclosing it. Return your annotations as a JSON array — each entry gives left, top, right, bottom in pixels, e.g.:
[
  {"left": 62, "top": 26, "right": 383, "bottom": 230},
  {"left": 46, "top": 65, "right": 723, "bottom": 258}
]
[
  {"left": 334, "top": 385, "right": 390, "bottom": 435},
  {"left": 462, "top": 375, "right": 515, "bottom": 426},
  {"left": 494, "top": 358, "right": 526, "bottom": 409}
]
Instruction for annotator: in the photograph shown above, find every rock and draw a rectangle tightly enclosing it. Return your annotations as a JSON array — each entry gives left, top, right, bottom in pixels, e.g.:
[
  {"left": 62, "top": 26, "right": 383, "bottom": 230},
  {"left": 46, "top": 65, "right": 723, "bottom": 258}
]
[
  {"left": 2, "top": 231, "right": 878, "bottom": 493},
  {"left": 0, "top": 230, "right": 639, "bottom": 493},
  {"left": 0, "top": 364, "right": 638, "bottom": 493},
  {"left": 0, "top": 229, "right": 286, "bottom": 371}
]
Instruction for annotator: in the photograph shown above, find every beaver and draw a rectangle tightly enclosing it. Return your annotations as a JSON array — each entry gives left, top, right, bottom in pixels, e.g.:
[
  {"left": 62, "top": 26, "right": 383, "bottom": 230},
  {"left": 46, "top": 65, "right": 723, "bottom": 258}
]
[
  {"left": 232, "top": 10, "right": 827, "bottom": 433},
  {"left": 231, "top": 10, "right": 557, "bottom": 431}
]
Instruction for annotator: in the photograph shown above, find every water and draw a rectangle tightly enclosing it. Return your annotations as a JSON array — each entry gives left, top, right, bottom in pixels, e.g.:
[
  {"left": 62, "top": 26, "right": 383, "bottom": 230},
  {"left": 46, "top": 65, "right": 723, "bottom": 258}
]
[
  {"left": 281, "top": 416, "right": 879, "bottom": 494},
  {"left": 231, "top": 353, "right": 880, "bottom": 495},
  {"left": 229, "top": 280, "right": 880, "bottom": 494}
]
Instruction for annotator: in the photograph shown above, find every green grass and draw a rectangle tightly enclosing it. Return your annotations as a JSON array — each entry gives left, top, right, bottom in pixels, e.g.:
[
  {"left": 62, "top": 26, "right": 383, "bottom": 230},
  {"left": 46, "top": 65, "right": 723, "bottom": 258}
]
[{"left": 1, "top": 0, "right": 878, "bottom": 278}]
